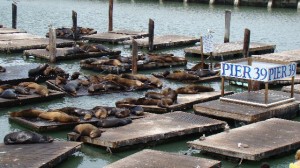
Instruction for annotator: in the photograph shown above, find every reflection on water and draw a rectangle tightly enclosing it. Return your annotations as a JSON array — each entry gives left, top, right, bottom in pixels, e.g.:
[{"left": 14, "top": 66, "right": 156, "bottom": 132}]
[{"left": 0, "top": 0, "right": 300, "bottom": 167}]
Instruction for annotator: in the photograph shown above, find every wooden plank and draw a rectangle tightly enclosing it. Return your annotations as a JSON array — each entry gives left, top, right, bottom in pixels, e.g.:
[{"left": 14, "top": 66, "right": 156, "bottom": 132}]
[
  {"left": 184, "top": 41, "right": 275, "bottom": 58},
  {"left": 67, "top": 111, "right": 226, "bottom": 150},
  {"left": 0, "top": 28, "right": 26, "bottom": 34},
  {"left": 0, "top": 89, "right": 65, "bottom": 108},
  {"left": 0, "top": 33, "right": 41, "bottom": 41},
  {"left": 23, "top": 47, "right": 121, "bottom": 61},
  {"left": 254, "top": 49, "right": 300, "bottom": 63},
  {"left": 153, "top": 73, "right": 220, "bottom": 83},
  {"left": 0, "top": 38, "right": 73, "bottom": 53},
  {"left": 188, "top": 118, "right": 300, "bottom": 161},
  {"left": 282, "top": 84, "right": 300, "bottom": 94},
  {"left": 125, "top": 35, "right": 199, "bottom": 50},
  {"left": 193, "top": 90, "right": 299, "bottom": 123},
  {"left": 117, "top": 91, "right": 234, "bottom": 113},
  {"left": 0, "top": 141, "right": 81, "bottom": 168},
  {"left": 104, "top": 149, "right": 221, "bottom": 168}
]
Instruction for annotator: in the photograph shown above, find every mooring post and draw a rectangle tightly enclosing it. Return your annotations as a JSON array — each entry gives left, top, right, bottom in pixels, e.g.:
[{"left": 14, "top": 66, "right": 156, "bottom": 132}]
[
  {"left": 49, "top": 27, "right": 57, "bottom": 63},
  {"left": 291, "top": 76, "right": 295, "bottom": 98},
  {"left": 224, "top": 10, "right": 231, "bottom": 43},
  {"left": 209, "top": 52, "right": 213, "bottom": 71},
  {"left": 72, "top": 10, "right": 78, "bottom": 41},
  {"left": 12, "top": 3, "right": 17, "bottom": 29},
  {"left": 234, "top": 0, "right": 240, "bottom": 6},
  {"left": 243, "top": 28, "right": 250, "bottom": 58},
  {"left": 200, "top": 36, "right": 204, "bottom": 69},
  {"left": 298, "top": 0, "right": 300, "bottom": 10},
  {"left": 209, "top": 0, "right": 215, "bottom": 5},
  {"left": 131, "top": 38, "right": 138, "bottom": 74},
  {"left": 148, "top": 19, "right": 154, "bottom": 51},
  {"left": 221, "top": 77, "right": 225, "bottom": 97},
  {"left": 265, "top": 83, "right": 269, "bottom": 104},
  {"left": 109, "top": 0, "right": 113, "bottom": 31},
  {"left": 267, "top": 0, "right": 273, "bottom": 8}
]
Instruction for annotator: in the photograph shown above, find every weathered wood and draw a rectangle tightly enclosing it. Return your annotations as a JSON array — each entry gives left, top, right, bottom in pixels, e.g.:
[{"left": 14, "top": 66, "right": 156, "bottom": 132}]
[
  {"left": 221, "top": 77, "right": 225, "bottom": 97},
  {"left": 200, "top": 36, "right": 204, "bottom": 69},
  {"left": 148, "top": 19, "right": 154, "bottom": 51},
  {"left": 12, "top": 3, "right": 17, "bottom": 29},
  {"left": 209, "top": 0, "right": 215, "bottom": 5},
  {"left": 131, "top": 39, "right": 138, "bottom": 74},
  {"left": 72, "top": 10, "right": 78, "bottom": 40},
  {"left": 117, "top": 91, "right": 234, "bottom": 113},
  {"left": 243, "top": 28, "right": 250, "bottom": 58},
  {"left": 0, "top": 141, "right": 81, "bottom": 168},
  {"left": 0, "top": 28, "right": 26, "bottom": 34},
  {"left": 104, "top": 149, "right": 221, "bottom": 168},
  {"left": 265, "top": 83, "right": 268, "bottom": 104},
  {"left": 268, "top": 0, "right": 274, "bottom": 8},
  {"left": 234, "top": 0, "right": 240, "bottom": 6},
  {"left": 224, "top": 10, "right": 231, "bottom": 43},
  {"left": 0, "top": 33, "right": 41, "bottom": 41},
  {"left": 67, "top": 112, "right": 226, "bottom": 150},
  {"left": 194, "top": 90, "right": 299, "bottom": 123},
  {"left": 184, "top": 41, "right": 275, "bottom": 59},
  {"left": 188, "top": 118, "right": 300, "bottom": 161},
  {"left": 49, "top": 27, "right": 57, "bottom": 63},
  {"left": 109, "top": 0, "right": 113, "bottom": 31},
  {"left": 291, "top": 76, "right": 295, "bottom": 98}
]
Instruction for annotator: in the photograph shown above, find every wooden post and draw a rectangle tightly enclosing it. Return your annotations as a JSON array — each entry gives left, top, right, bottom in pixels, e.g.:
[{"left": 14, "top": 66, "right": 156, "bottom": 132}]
[
  {"left": 200, "top": 36, "right": 204, "bottom": 69},
  {"left": 131, "top": 39, "right": 138, "bottom": 74},
  {"left": 49, "top": 27, "right": 57, "bottom": 63},
  {"left": 267, "top": 0, "right": 273, "bottom": 8},
  {"left": 234, "top": 0, "right": 240, "bottom": 6},
  {"left": 12, "top": 3, "right": 17, "bottom": 29},
  {"left": 148, "top": 19, "right": 154, "bottom": 51},
  {"left": 221, "top": 77, "right": 225, "bottom": 97},
  {"left": 224, "top": 10, "right": 231, "bottom": 43},
  {"left": 265, "top": 83, "right": 269, "bottom": 104},
  {"left": 72, "top": 10, "right": 78, "bottom": 41},
  {"left": 291, "top": 76, "right": 295, "bottom": 98},
  {"left": 209, "top": 52, "right": 213, "bottom": 71},
  {"left": 209, "top": 0, "right": 215, "bottom": 5},
  {"left": 109, "top": 0, "right": 113, "bottom": 31},
  {"left": 243, "top": 28, "right": 250, "bottom": 58},
  {"left": 298, "top": 0, "right": 300, "bottom": 10}
]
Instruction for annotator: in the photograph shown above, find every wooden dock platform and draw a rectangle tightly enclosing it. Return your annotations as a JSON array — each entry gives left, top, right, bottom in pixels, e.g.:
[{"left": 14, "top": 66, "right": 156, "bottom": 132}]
[
  {"left": 0, "top": 28, "right": 26, "bottom": 34},
  {"left": 193, "top": 90, "right": 299, "bottom": 124},
  {"left": 188, "top": 118, "right": 300, "bottom": 161},
  {"left": 124, "top": 35, "right": 199, "bottom": 50},
  {"left": 83, "top": 30, "right": 148, "bottom": 43},
  {"left": 67, "top": 111, "right": 226, "bottom": 150},
  {"left": 282, "top": 84, "right": 300, "bottom": 94},
  {"left": 0, "top": 141, "right": 82, "bottom": 168},
  {"left": 184, "top": 41, "right": 275, "bottom": 59},
  {"left": 23, "top": 47, "right": 121, "bottom": 61},
  {"left": 104, "top": 149, "right": 221, "bottom": 168},
  {"left": 117, "top": 91, "right": 233, "bottom": 113},
  {"left": 0, "top": 89, "right": 64, "bottom": 108}
]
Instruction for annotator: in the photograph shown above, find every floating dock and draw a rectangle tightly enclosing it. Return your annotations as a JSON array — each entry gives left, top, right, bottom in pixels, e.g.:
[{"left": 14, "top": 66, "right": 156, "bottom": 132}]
[
  {"left": 282, "top": 84, "right": 300, "bottom": 94},
  {"left": 0, "top": 89, "right": 64, "bottom": 108},
  {"left": 83, "top": 30, "right": 148, "bottom": 43},
  {"left": 184, "top": 41, "right": 275, "bottom": 59},
  {"left": 0, "top": 28, "right": 73, "bottom": 53},
  {"left": 117, "top": 91, "right": 233, "bottom": 113},
  {"left": 193, "top": 90, "right": 299, "bottom": 124},
  {"left": 23, "top": 47, "right": 121, "bottom": 61},
  {"left": 188, "top": 118, "right": 300, "bottom": 161},
  {"left": 0, "top": 141, "right": 82, "bottom": 168},
  {"left": 124, "top": 35, "right": 199, "bottom": 50},
  {"left": 67, "top": 111, "right": 225, "bottom": 151},
  {"left": 105, "top": 149, "right": 221, "bottom": 168}
]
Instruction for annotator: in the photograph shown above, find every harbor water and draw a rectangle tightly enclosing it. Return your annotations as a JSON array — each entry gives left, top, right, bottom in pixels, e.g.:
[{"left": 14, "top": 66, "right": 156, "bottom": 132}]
[{"left": 1, "top": 0, "right": 300, "bottom": 167}]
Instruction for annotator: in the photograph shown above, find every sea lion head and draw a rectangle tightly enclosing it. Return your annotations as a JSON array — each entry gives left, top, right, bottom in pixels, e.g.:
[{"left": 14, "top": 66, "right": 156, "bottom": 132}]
[{"left": 89, "top": 129, "right": 103, "bottom": 139}]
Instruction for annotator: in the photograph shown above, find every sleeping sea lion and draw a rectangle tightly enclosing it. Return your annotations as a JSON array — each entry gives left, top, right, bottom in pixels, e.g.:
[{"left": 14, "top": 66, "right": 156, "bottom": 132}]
[
  {"left": 104, "top": 59, "right": 122, "bottom": 66},
  {"left": 95, "top": 44, "right": 110, "bottom": 52},
  {"left": 88, "top": 84, "right": 106, "bottom": 93},
  {"left": 18, "top": 82, "right": 37, "bottom": 87},
  {"left": 190, "top": 62, "right": 209, "bottom": 71},
  {"left": 121, "top": 74, "right": 148, "bottom": 82},
  {"left": 157, "top": 98, "right": 174, "bottom": 108},
  {"left": 0, "top": 89, "right": 18, "bottom": 99},
  {"left": 79, "top": 79, "right": 90, "bottom": 86},
  {"left": 176, "top": 85, "right": 214, "bottom": 94},
  {"left": 27, "top": 83, "right": 49, "bottom": 97},
  {"left": 162, "top": 88, "right": 177, "bottom": 102},
  {"left": 4, "top": 131, "right": 53, "bottom": 145},
  {"left": 100, "top": 81, "right": 125, "bottom": 91},
  {"left": 63, "top": 80, "right": 81, "bottom": 95},
  {"left": 0, "top": 65, "right": 6, "bottom": 72},
  {"left": 13, "top": 86, "right": 31, "bottom": 95},
  {"left": 94, "top": 107, "right": 108, "bottom": 119},
  {"left": 145, "top": 91, "right": 165, "bottom": 99},
  {"left": 146, "top": 76, "right": 163, "bottom": 88},
  {"left": 10, "top": 108, "right": 46, "bottom": 118},
  {"left": 115, "top": 98, "right": 137, "bottom": 107},
  {"left": 57, "top": 107, "right": 93, "bottom": 117},
  {"left": 80, "top": 58, "right": 99, "bottom": 64},
  {"left": 136, "top": 98, "right": 160, "bottom": 106},
  {"left": 166, "top": 71, "right": 199, "bottom": 81},
  {"left": 97, "top": 118, "right": 132, "bottom": 128},
  {"left": 38, "top": 111, "right": 80, "bottom": 123},
  {"left": 114, "top": 109, "right": 130, "bottom": 118},
  {"left": 113, "top": 76, "right": 144, "bottom": 90},
  {"left": 129, "top": 105, "right": 144, "bottom": 116},
  {"left": 73, "top": 124, "right": 103, "bottom": 141}
]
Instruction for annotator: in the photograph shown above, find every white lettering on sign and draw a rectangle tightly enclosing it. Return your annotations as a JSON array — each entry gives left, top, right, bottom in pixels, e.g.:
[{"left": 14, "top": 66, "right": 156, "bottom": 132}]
[
  {"left": 203, "top": 34, "right": 213, "bottom": 53},
  {"left": 221, "top": 62, "right": 297, "bottom": 82}
]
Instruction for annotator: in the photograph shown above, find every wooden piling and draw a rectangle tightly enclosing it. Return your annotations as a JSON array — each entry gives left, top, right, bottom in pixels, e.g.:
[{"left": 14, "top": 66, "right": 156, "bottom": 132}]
[
  {"left": 291, "top": 76, "right": 295, "bottom": 98},
  {"left": 148, "top": 19, "right": 154, "bottom": 51},
  {"left": 109, "top": 0, "right": 113, "bottom": 31},
  {"left": 12, "top": 3, "right": 17, "bottom": 29},
  {"left": 132, "top": 38, "right": 138, "bottom": 74},
  {"left": 248, "top": 57, "right": 252, "bottom": 92},
  {"left": 243, "top": 29, "right": 250, "bottom": 58},
  {"left": 298, "top": 0, "right": 300, "bottom": 9},
  {"left": 209, "top": 0, "right": 215, "bottom": 5},
  {"left": 267, "top": 0, "right": 273, "bottom": 8},
  {"left": 72, "top": 10, "right": 78, "bottom": 41},
  {"left": 224, "top": 10, "right": 231, "bottom": 43},
  {"left": 221, "top": 77, "right": 225, "bottom": 97},
  {"left": 200, "top": 36, "right": 204, "bottom": 69},
  {"left": 234, "top": 0, "right": 240, "bottom": 6},
  {"left": 49, "top": 27, "right": 57, "bottom": 63},
  {"left": 265, "top": 83, "right": 269, "bottom": 104}
]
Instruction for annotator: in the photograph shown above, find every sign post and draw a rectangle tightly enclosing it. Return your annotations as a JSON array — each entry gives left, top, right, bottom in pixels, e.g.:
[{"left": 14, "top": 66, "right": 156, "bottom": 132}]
[{"left": 203, "top": 33, "right": 214, "bottom": 70}]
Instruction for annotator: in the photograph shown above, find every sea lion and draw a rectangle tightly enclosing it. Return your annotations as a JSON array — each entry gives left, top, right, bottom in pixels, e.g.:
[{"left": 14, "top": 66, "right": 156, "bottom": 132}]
[
  {"left": 10, "top": 108, "right": 46, "bottom": 118},
  {"left": 42, "top": 66, "right": 55, "bottom": 76},
  {"left": 97, "top": 118, "right": 132, "bottom": 128},
  {"left": 115, "top": 98, "right": 137, "bottom": 107},
  {"left": 71, "top": 72, "right": 81, "bottom": 80},
  {"left": 27, "top": 83, "right": 49, "bottom": 97},
  {"left": 95, "top": 44, "right": 110, "bottom": 52},
  {"left": 0, "top": 84, "right": 13, "bottom": 90},
  {"left": 28, "top": 64, "right": 49, "bottom": 77},
  {"left": 94, "top": 107, "right": 108, "bottom": 119},
  {"left": 104, "top": 59, "right": 122, "bottom": 66},
  {"left": 136, "top": 98, "right": 160, "bottom": 106},
  {"left": 176, "top": 85, "right": 214, "bottom": 94},
  {"left": 79, "top": 79, "right": 90, "bottom": 86},
  {"left": 129, "top": 105, "right": 144, "bottom": 116},
  {"left": 190, "top": 62, "right": 209, "bottom": 71},
  {"left": 73, "top": 124, "right": 103, "bottom": 141},
  {"left": 0, "top": 88, "right": 3, "bottom": 94},
  {"left": 157, "top": 98, "right": 174, "bottom": 108},
  {"left": 88, "top": 84, "right": 106, "bottom": 93},
  {"left": 121, "top": 74, "right": 148, "bottom": 82},
  {"left": 0, "top": 89, "right": 18, "bottom": 99},
  {"left": 13, "top": 86, "right": 31, "bottom": 95},
  {"left": 38, "top": 111, "right": 80, "bottom": 123},
  {"left": 146, "top": 76, "right": 163, "bottom": 88},
  {"left": 145, "top": 91, "right": 165, "bottom": 99},
  {"left": 57, "top": 107, "right": 93, "bottom": 117},
  {"left": 101, "top": 81, "right": 125, "bottom": 91},
  {"left": 80, "top": 58, "right": 99, "bottom": 64},
  {"left": 55, "top": 76, "right": 68, "bottom": 85},
  {"left": 0, "top": 65, "right": 6, "bottom": 72},
  {"left": 114, "top": 109, "right": 130, "bottom": 118},
  {"left": 113, "top": 76, "right": 144, "bottom": 90},
  {"left": 4, "top": 131, "right": 53, "bottom": 145},
  {"left": 18, "top": 82, "right": 37, "bottom": 87},
  {"left": 166, "top": 71, "right": 199, "bottom": 81},
  {"left": 83, "top": 113, "right": 93, "bottom": 120},
  {"left": 162, "top": 88, "right": 178, "bottom": 102},
  {"left": 63, "top": 80, "right": 81, "bottom": 95}
]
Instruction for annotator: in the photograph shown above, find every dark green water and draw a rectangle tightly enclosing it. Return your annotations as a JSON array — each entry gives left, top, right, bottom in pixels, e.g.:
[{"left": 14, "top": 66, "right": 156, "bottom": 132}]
[{"left": 1, "top": 0, "right": 300, "bottom": 167}]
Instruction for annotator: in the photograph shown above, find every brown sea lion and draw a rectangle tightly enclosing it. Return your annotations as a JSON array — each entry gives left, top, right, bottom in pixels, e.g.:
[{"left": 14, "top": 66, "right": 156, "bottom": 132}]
[
  {"left": 90, "top": 59, "right": 109, "bottom": 65},
  {"left": 105, "top": 59, "right": 122, "bottom": 66},
  {"left": 147, "top": 76, "right": 163, "bottom": 88},
  {"left": 0, "top": 88, "right": 3, "bottom": 94},
  {"left": 113, "top": 76, "right": 144, "bottom": 90},
  {"left": 145, "top": 91, "right": 165, "bottom": 99},
  {"left": 97, "top": 118, "right": 132, "bottom": 128},
  {"left": 57, "top": 107, "right": 93, "bottom": 117},
  {"left": 172, "top": 56, "right": 186, "bottom": 62},
  {"left": 18, "top": 82, "right": 37, "bottom": 87},
  {"left": 115, "top": 109, "right": 130, "bottom": 118},
  {"left": 136, "top": 98, "right": 160, "bottom": 106},
  {"left": 38, "top": 111, "right": 80, "bottom": 123},
  {"left": 80, "top": 58, "right": 99, "bottom": 64},
  {"left": 157, "top": 98, "right": 174, "bottom": 108},
  {"left": 71, "top": 72, "right": 81, "bottom": 80},
  {"left": 121, "top": 74, "right": 148, "bottom": 82},
  {"left": 166, "top": 71, "right": 199, "bottom": 81},
  {"left": 176, "top": 85, "right": 214, "bottom": 94},
  {"left": 73, "top": 124, "right": 103, "bottom": 140},
  {"left": 55, "top": 76, "right": 68, "bottom": 85},
  {"left": 0, "top": 65, "right": 6, "bottom": 72},
  {"left": 83, "top": 114, "right": 93, "bottom": 120},
  {"left": 4, "top": 131, "right": 53, "bottom": 145},
  {"left": 79, "top": 79, "right": 90, "bottom": 86},
  {"left": 42, "top": 66, "right": 55, "bottom": 76},
  {"left": 0, "top": 84, "right": 13, "bottom": 90},
  {"left": 27, "top": 83, "right": 49, "bottom": 97},
  {"left": 94, "top": 107, "right": 108, "bottom": 119},
  {"left": 115, "top": 98, "right": 137, "bottom": 107},
  {"left": 10, "top": 109, "right": 46, "bottom": 118},
  {"left": 162, "top": 88, "right": 177, "bottom": 102},
  {"left": 190, "top": 62, "right": 210, "bottom": 71},
  {"left": 103, "top": 74, "right": 119, "bottom": 81},
  {"left": 88, "top": 84, "right": 106, "bottom": 93}
]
